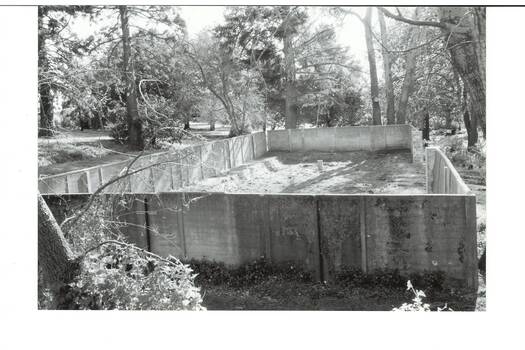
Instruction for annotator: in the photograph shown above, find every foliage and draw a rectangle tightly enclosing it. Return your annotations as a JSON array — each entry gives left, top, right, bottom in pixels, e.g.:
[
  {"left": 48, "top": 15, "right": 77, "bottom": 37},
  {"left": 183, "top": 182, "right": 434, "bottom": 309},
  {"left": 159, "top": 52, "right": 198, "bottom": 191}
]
[
  {"left": 393, "top": 280, "right": 452, "bottom": 311},
  {"left": 187, "top": 257, "right": 313, "bottom": 288},
  {"left": 51, "top": 244, "right": 204, "bottom": 310},
  {"left": 38, "top": 199, "right": 204, "bottom": 310}
]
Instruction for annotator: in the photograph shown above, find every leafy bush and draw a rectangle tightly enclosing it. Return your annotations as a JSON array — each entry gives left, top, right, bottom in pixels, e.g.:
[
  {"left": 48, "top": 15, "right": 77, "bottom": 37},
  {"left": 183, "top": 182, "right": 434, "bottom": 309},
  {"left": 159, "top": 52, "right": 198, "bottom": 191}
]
[
  {"left": 187, "top": 258, "right": 313, "bottom": 288},
  {"left": 52, "top": 244, "right": 204, "bottom": 310},
  {"left": 39, "top": 198, "right": 205, "bottom": 310}
]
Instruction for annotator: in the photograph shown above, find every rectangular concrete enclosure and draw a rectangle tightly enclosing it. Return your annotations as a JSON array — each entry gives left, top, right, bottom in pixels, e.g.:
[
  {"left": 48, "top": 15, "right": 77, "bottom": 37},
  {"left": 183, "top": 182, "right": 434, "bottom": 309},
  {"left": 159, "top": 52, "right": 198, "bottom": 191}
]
[{"left": 40, "top": 125, "right": 477, "bottom": 290}]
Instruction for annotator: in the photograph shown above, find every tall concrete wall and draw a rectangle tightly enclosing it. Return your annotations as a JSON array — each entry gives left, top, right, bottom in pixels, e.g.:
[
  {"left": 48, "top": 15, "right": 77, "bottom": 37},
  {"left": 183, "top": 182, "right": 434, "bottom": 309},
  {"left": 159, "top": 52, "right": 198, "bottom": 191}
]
[
  {"left": 44, "top": 191, "right": 478, "bottom": 290},
  {"left": 426, "top": 147, "right": 471, "bottom": 194},
  {"left": 39, "top": 132, "right": 267, "bottom": 195},
  {"left": 267, "top": 125, "right": 412, "bottom": 153}
]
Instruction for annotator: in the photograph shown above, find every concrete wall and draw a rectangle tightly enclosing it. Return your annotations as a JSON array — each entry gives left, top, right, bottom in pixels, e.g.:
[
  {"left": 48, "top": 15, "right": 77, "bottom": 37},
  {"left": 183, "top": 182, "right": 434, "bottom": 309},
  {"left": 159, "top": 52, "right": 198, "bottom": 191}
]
[
  {"left": 267, "top": 125, "right": 412, "bottom": 153},
  {"left": 39, "top": 132, "right": 268, "bottom": 195},
  {"left": 44, "top": 191, "right": 478, "bottom": 290},
  {"left": 426, "top": 147, "right": 471, "bottom": 194}
]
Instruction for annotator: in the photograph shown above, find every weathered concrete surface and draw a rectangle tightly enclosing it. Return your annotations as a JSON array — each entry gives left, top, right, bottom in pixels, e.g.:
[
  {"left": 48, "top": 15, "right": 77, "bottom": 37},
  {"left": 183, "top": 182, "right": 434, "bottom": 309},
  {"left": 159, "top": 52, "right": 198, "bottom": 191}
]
[
  {"left": 39, "top": 132, "right": 266, "bottom": 195},
  {"left": 267, "top": 195, "right": 321, "bottom": 279},
  {"left": 302, "top": 128, "right": 336, "bottom": 152},
  {"left": 410, "top": 126, "right": 424, "bottom": 163},
  {"left": 268, "top": 130, "right": 289, "bottom": 151},
  {"left": 43, "top": 192, "right": 478, "bottom": 290},
  {"left": 252, "top": 132, "right": 267, "bottom": 158},
  {"left": 364, "top": 195, "right": 477, "bottom": 289},
  {"left": 318, "top": 195, "right": 362, "bottom": 279},
  {"left": 426, "top": 147, "right": 471, "bottom": 194},
  {"left": 268, "top": 125, "right": 412, "bottom": 153}
]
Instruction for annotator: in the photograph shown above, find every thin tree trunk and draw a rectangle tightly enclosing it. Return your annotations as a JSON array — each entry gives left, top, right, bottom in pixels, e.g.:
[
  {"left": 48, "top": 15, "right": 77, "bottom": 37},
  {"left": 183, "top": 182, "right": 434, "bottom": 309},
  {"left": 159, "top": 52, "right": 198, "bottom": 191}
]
[
  {"left": 378, "top": 9, "right": 395, "bottom": 124},
  {"left": 38, "top": 7, "right": 54, "bottom": 137},
  {"left": 364, "top": 8, "right": 381, "bottom": 125},
  {"left": 396, "top": 7, "right": 422, "bottom": 125},
  {"left": 119, "top": 6, "right": 144, "bottom": 150},
  {"left": 38, "top": 194, "right": 79, "bottom": 286},
  {"left": 422, "top": 109, "right": 430, "bottom": 141},
  {"left": 283, "top": 19, "right": 298, "bottom": 129},
  {"left": 462, "top": 86, "right": 478, "bottom": 148}
]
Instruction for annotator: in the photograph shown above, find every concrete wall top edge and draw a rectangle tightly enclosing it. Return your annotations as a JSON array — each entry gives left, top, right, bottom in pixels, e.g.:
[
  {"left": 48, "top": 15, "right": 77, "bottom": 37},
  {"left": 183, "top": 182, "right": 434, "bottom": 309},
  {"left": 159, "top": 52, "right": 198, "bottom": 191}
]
[
  {"left": 52, "top": 191, "right": 475, "bottom": 198},
  {"left": 40, "top": 131, "right": 268, "bottom": 180}
]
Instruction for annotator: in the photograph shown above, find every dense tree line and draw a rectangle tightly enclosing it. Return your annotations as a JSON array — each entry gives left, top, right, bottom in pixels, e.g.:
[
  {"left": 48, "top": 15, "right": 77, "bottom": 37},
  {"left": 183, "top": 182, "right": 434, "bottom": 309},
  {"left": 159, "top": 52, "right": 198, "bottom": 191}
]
[{"left": 37, "top": 6, "right": 485, "bottom": 149}]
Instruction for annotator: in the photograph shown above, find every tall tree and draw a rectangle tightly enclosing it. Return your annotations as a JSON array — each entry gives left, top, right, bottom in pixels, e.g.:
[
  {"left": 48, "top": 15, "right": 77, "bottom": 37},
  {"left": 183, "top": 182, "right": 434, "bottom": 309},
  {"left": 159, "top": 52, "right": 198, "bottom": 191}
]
[
  {"left": 377, "top": 9, "right": 395, "bottom": 124},
  {"left": 38, "top": 7, "right": 54, "bottom": 137},
  {"left": 395, "top": 7, "right": 422, "bottom": 125},
  {"left": 364, "top": 8, "right": 381, "bottom": 125},
  {"left": 119, "top": 6, "right": 143, "bottom": 150},
  {"left": 379, "top": 6, "right": 486, "bottom": 142}
]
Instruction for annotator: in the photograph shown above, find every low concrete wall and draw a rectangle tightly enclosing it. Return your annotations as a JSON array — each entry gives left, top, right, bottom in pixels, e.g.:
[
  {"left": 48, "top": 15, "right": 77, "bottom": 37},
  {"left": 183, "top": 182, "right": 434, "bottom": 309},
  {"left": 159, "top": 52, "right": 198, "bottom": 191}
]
[
  {"left": 426, "top": 147, "right": 471, "bottom": 194},
  {"left": 39, "top": 132, "right": 267, "bottom": 195},
  {"left": 44, "top": 191, "right": 478, "bottom": 290},
  {"left": 268, "top": 125, "right": 412, "bottom": 153}
]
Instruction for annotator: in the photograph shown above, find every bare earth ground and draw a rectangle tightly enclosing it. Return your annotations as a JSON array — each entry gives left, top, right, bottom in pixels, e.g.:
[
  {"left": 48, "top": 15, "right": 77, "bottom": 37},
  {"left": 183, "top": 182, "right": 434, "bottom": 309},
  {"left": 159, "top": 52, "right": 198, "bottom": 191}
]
[{"left": 182, "top": 149, "right": 426, "bottom": 194}]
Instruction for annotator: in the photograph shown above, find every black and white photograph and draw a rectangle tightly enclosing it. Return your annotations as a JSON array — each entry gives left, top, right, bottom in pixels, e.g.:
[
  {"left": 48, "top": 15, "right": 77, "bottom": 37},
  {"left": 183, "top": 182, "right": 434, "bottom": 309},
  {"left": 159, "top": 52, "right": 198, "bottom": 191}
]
[
  {"left": 3, "top": 1, "right": 525, "bottom": 348},
  {"left": 35, "top": 5, "right": 486, "bottom": 311}
]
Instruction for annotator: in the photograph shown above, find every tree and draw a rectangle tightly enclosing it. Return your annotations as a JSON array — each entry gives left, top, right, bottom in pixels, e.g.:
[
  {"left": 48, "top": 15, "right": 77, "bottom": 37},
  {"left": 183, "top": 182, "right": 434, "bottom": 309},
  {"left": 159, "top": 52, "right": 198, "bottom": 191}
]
[
  {"left": 119, "top": 6, "right": 143, "bottom": 150},
  {"left": 395, "top": 7, "right": 423, "bottom": 125},
  {"left": 379, "top": 6, "right": 486, "bottom": 143},
  {"left": 38, "top": 193, "right": 80, "bottom": 285},
  {"left": 364, "top": 8, "right": 381, "bottom": 125},
  {"left": 377, "top": 9, "right": 395, "bottom": 124}
]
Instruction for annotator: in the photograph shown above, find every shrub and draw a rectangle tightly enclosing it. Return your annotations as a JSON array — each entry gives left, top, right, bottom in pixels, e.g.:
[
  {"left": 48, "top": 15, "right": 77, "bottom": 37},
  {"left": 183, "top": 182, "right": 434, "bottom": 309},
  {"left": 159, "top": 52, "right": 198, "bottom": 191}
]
[
  {"left": 186, "top": 258, "right": 313, "bottom": 288},
  {"left": 39, "top": 198, "right": 205, "bottom": 310}
]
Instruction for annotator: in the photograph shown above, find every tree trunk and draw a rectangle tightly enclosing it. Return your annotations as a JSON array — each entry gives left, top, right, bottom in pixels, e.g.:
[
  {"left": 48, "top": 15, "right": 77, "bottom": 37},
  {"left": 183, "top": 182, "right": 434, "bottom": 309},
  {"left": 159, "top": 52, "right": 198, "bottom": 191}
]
[
  {"left": 439, "top": 7, "right": 485, "bottom": 139},
  {"left": 378, "top": 9, "right": 395, "bottom": 124},
  {"left": 396, "top": 7, "right": 422, "bottom": 125},
  {"left": 38, "top": 194, "right": 79, "bottom": 286},
  {"left": 422, "top": 109, "right": 430, "bottom": 141},
  {"left": 38, "top": 7, "right": 54, "bottom": 137},
  {"left": 463, "top": 87, "right": 478, "bottom": 148},
  {"left": 283, "top": 19, "right": 298, "bottom": 129},
  {"left": 364, "top": 8, "right": 381, "bottom": 125},
  {"left": 119, "top": 6, "right": 144, "bottom": 150}
]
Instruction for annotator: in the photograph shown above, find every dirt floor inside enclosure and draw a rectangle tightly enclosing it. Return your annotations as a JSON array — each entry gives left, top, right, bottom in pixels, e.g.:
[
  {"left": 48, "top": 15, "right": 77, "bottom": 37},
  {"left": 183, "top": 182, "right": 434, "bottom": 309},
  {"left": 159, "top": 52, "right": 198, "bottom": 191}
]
[{"left": 182, "top": 149, "right": 426, "bottom": 194}]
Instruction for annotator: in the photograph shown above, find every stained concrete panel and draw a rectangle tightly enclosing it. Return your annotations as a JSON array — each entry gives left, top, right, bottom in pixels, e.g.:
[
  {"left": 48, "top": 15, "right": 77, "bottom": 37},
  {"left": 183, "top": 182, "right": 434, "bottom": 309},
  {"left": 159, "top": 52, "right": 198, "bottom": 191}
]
[
  {"left": 267, "top": 195, "right": 320, "bottom": 277},
  {"left": 369, "top": 126, "right": 387, "bottom": 151},
  {"left": 39, "top": 175, "right": 67, "bottom": 194},
  {"left": 179, "top": 192, "right": 241, "bottom": 265},
  {"left": 318, "top": 195, "right": 362, "bottom": 278},
  {"left": 229, "top": 136, "right": 245, "bottom": 168},
  {"left": 100, "top": 161, "right": 132, "bottom": 193},
  {"left": 151, "top": 153, "right": 174, "bottom": 192},
  {"left": 252, "top": 131, "right": 267, "bottom": 158},
  {"left": 289, "top": 129, "right": 304, "bottom": 151},
  {"left": 145, "top": 193, "right": 185, "bottom": 258},
  {"left": 65, "top": 172, "right": 90, "bottom": 193},
  {"left": 334, "top": 127, "right": 368, "bottom": 151},
  {"left": 200, "top": 141, "right": 227, "bottom": 178},
  {"left": 268, "top": 130, "right": 289, "bottom": 151},
  {"left": 113, "top": 194, "right": 148, "bottom": 249},
  {"left": 241, "top": 135, "right": 254, "bottom": 162},
  {"left": 364, "top": 195, "right": 477, "bottom": 289},
  {"left": 302, "top": 128, "right": 336, "bottom": 152},
  {"left": 385, "top": 125, "right": 411, "bottom": 149}
]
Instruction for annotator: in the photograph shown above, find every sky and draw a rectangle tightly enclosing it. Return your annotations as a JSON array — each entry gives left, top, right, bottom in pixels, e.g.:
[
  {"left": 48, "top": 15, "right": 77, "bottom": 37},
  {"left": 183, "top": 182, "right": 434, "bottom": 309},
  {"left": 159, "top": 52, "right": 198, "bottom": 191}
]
[{"left": 68, "top": 6, "right": 371, "bottom": 71}]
